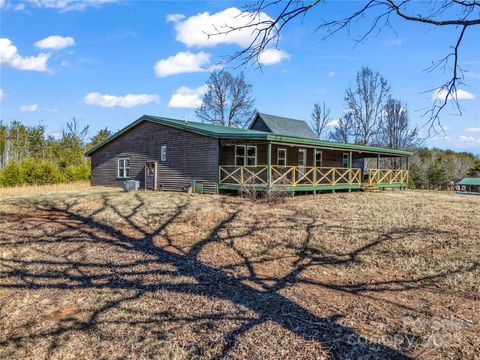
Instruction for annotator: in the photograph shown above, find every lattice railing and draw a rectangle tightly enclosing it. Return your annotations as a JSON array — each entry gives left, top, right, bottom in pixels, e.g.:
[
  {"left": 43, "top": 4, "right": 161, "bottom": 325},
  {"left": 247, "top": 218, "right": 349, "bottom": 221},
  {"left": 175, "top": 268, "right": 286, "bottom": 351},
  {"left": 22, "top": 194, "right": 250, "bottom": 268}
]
[
  {"left": 219, "top": 165, "right": 363, "bottom": 187},
  {"left": 368, "top": 169, "right": 409, "bottom": 185}
]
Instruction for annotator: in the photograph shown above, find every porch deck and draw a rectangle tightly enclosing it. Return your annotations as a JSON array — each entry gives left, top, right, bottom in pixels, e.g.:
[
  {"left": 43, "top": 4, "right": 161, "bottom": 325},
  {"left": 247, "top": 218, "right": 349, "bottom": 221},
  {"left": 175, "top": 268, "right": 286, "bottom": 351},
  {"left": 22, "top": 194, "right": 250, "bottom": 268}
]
[{"left": 218, "top": 165, "right": 408, "bottom": 192}]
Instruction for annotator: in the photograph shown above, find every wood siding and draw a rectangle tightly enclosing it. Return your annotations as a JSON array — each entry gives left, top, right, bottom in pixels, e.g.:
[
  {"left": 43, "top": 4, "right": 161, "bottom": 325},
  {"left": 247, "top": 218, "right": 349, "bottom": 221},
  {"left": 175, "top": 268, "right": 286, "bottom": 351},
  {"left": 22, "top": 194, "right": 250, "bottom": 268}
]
[
  {"left": 90, "top": 121, "right": 219, "bottom": 194},
  {"left": 249, "top": 116, "right": 271, "bottom": 132},
  {"left": 219, "top": 141, "right": 364, "bottom": 169}
]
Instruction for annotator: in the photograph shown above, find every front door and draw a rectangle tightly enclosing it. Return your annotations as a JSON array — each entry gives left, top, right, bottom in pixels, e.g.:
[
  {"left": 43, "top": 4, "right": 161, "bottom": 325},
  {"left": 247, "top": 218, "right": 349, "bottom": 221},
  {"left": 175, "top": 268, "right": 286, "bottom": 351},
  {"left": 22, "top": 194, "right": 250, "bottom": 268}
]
[
  {"left": 298, "top": 149, "right": 307, "bottom": 181},
  {"left": 144, "top": 161, "right": 157, "bottom": 190}
]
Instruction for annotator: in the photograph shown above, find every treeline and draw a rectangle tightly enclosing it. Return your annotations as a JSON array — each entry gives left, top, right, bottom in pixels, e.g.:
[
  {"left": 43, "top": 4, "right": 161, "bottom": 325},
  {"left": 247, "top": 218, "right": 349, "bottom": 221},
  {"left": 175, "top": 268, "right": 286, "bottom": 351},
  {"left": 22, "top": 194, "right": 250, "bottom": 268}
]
[
  {"left": 309, "top": 67, "right": 420, "bottom": 151},
  {"left": 304, "top": 67, "right": 479, "bottom": 189},
  {"left": 409, "top": 148, "right": 480, "bottom": 190},
  {"left": 0, "top": 119, "right": 111, "bottom": 187}
]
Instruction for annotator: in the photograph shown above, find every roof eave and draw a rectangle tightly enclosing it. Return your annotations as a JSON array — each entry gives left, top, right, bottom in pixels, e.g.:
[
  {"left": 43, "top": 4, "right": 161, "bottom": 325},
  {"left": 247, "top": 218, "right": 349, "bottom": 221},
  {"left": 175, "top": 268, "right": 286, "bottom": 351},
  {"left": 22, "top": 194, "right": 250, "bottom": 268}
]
[{"left": 264, "top": 134, "right": 412, "bottom": 156}]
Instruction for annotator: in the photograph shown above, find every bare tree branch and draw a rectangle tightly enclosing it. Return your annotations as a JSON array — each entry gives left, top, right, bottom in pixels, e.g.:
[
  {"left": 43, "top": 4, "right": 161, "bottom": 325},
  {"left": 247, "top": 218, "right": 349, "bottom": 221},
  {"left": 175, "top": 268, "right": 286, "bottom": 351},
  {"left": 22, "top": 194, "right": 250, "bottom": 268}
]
[
  {"left": 210, "top": 0, "right": 479, "bottom": 130},
  {"left": 310, "top": 101, "right": 331, "bottom": 139},
  {"left": 195, "top": 70, "right": 255, "bottom": 128}
]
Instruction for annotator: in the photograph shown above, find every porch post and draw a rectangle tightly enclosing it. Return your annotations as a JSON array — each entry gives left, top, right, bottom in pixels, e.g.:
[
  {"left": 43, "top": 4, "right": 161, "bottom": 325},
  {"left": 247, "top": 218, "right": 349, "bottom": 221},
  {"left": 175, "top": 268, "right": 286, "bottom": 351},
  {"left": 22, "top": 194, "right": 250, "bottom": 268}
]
[
  {"left": 400, "top": 157, "right": 404, "bottom": 170},
  {"left": 348, "top": 151, "right": 353, "bottom": 191},
  {"left": 313, "top": 149, "right": 317, "bottom": 194},
  {"left": 376, "top": 154, "right": 380, "bottom": 169},
  {"left": 267, "top": 142, "right": 272, "bottom": 190}
]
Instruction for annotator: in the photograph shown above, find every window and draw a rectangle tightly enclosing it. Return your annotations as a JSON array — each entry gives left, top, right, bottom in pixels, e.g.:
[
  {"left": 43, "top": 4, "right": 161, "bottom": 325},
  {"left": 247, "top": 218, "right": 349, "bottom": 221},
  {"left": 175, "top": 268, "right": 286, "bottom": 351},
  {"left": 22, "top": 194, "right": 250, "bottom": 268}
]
[
  {"left": 298, "top": 149, "right": 306, "bottom": 167},
  {"left": 146, "top": 162, "right": 155, "bottom": 176},
  {"left": 118, "top": 157, "right": 130, "bottom": 178},
  {"left": 160, "top": 145, "right": 167, "bottom": 162},
  {"left": 277, "top": 148, "right": 287, "bottom": 167},
  {"left": 235, "top": 145, "right": 257, "bottom": 166},
  {"left": 343, "top": 153, "right": 350, "bottom": 168},
  {"left": 235, "top": 145, "right": 245, "bottom": 166},
  {"left": 315, "top": 150, "right": 322, "bottom": 167},
  {"left": 246, "top": 146, "right": 257, "bottom": 166}
]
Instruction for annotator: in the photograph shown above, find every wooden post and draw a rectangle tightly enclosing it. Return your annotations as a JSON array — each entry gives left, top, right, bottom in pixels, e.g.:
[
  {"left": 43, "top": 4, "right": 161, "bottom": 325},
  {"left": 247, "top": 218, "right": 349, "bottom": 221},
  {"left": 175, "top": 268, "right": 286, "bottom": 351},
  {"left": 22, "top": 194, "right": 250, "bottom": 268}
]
[
  {"left": 313, "top": 148, "right": 317, "bottom": 187},
  {"left": 376, "top": 154, "right": 380, "bottom": 169},
  {"left": 348, "top": 151, "right": 353, "bottom": 190},
  {"left": 267, "top": 142, "right": 272, "bottom": 190},
  {"left": 400, "top": 157, "right": 404, "bottom": 170}
]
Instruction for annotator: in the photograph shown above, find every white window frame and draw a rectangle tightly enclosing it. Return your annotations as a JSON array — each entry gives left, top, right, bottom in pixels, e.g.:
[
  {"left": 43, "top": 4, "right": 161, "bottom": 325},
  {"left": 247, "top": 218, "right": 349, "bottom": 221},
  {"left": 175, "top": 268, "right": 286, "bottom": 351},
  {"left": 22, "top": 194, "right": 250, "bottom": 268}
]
[
  {"left": 246, "top": 145, "right": 257, "bottom": 166},
  {"left": 117, "top": 157, "right": 130, "bottom": 178},
  {"left": 298, "top": 149, "right": 307, "bottom": 167},
  {"left": 235, "top": 145, "right": 257, "bottom": 166},
  {"left": 343, "top": 152, "right": 350, "bottom": 168},
  {"left": 235, "top": 145, "right": 246, "bottom": 166},
  {"left": 160, "top": 145, "right": 167, "bottom": 162},
  {"left": 277, "top": 148, "right": 287, "bottom": 167},
  {"left": 315, "top": 150, "right": 322, "bottom": 167}
]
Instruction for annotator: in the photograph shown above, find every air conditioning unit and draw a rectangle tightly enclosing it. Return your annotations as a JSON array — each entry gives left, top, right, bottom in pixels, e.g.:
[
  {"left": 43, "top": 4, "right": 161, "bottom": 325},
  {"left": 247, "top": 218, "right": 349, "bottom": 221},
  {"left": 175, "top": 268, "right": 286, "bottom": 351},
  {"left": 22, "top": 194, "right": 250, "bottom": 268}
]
[{"left": 123, "top": 180, "right": 139, "bottom": 192}]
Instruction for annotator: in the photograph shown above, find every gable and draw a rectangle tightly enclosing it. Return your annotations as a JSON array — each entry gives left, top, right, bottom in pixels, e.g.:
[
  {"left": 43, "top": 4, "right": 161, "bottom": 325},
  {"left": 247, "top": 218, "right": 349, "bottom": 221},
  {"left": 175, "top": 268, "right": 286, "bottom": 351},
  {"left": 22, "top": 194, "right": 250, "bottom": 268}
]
[{"left": 250, "top": 113, "right": 317, "bottom": 139}]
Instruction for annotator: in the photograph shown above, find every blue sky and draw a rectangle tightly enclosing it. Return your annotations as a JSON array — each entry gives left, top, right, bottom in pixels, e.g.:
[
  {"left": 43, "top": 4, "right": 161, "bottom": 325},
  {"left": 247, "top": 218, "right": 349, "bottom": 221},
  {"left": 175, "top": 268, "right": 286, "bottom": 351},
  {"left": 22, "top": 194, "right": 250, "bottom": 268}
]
[{"left": 1, "top": 0, "right": 479, "bottom": 154}]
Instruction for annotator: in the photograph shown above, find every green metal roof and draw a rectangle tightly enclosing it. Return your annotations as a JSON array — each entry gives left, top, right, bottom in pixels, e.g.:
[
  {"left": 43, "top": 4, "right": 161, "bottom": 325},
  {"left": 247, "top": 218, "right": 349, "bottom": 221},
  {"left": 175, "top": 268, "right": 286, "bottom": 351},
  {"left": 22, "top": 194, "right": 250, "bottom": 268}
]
[
  {"left": 85, "top": 115, "right": 413, "bottom": 157},
  {"left": 459, "top": 177, "right": 480, "bottom": 186},
  {"left": 252, "top": 112, "right": 317, "bottom": 139}
]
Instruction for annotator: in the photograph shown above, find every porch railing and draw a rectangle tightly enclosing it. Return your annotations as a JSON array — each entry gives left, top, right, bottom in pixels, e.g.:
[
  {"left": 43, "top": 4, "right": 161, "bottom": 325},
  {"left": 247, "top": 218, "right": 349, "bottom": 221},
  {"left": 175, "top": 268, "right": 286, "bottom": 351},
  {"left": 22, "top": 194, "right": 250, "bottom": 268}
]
[
  {"left": 368, "top": 169, "right": 409, "bottom": 185},
  {"left": 219, "top": 165, "right": 363, "bottom": 187},
  {"left": 218, "top": 166, "right": 268, "bottom": 186}
]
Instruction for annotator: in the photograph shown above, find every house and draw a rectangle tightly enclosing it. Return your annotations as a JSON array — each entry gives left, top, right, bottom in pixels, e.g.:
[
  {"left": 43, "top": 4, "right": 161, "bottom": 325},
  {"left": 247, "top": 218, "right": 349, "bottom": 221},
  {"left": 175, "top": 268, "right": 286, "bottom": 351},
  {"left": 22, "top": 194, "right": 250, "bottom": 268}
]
[
  {"left": 458, "top": 177, "right": 480, "bottom": 195},
  {"left": 85, "top": 113, "right": 412, "bottom": 194}
]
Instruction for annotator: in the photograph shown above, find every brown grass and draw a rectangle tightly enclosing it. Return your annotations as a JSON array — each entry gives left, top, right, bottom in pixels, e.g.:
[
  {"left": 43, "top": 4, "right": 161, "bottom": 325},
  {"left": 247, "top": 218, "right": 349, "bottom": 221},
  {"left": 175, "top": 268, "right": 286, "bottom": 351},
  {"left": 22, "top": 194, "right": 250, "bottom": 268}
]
[
  {"left": 0, "top": 189, "right": 479, "bottom": 359},
  {"left": 0, "top": 181, "right": 91, "bottom": 197}
]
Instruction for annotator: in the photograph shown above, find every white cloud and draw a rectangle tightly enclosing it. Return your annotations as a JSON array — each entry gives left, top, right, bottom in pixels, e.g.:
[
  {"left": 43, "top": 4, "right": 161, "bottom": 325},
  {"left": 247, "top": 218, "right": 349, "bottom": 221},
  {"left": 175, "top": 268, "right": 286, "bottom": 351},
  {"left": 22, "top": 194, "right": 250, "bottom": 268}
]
[
  {"left": 0, "top": 0, "right": 5, "bottom": 8},
  {"left": 0, "top": 89, "right": 4, "bottom": 101},
  {"left": 35, "top": 35, "right": 75, "bottom": 50},
  {"left": 457, "top": 135, "right": 480, "bottom": 147},
  {"left": 83, "top": 92, "right": 159, "bottom": 108},
  {"left": 0, "top": 38, "right": 50, "bottom": 72},
  {"left": 386, "top": 38, "right": 406, "bottom": 46},
  {"left": 433, "top": 88, "right": 476, "bottom": 101},
  {"left": 24, "top": 0, "right": 117, "bottom": 11},
  {"left": 166, "top": 13, "right": 185, "bottom": 23},
  {"left": 467, "top": 127, "right": 480, "bottom": 133},
  {"left": 20, "top": 104, "right": 38, "bottom": 112},
  {"left": 258, "top": 48, "right": 290, "bottom": 65},
  {"left": 14, "top": 2, "right": 25, "bottom": 10},
  {"left": 154, "top": 51, "right": 216, "bottom": 77},
  {"left": 168, "top": 85, "right": 208, "bottom": 109},
  {"left": 326, "top": 119, "right": 340, "bottom": 127},
  {"left": 174, "top": 7, "right": 273, "bottom": 48},
  {"left": 328, "top": 71, "right": 336, "bottom": 78}
]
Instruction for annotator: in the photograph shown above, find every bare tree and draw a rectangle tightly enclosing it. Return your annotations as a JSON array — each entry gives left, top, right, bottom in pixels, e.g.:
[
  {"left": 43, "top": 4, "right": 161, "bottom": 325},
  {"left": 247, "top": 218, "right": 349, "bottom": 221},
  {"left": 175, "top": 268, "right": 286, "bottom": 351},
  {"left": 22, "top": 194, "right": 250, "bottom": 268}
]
[
  {"left": 62, "top": 117, "right": 89, "bottom": 145},
  {"left": 329, "top": 115, "right": 352, "bottom": 144},
  {"left": 212, "top": 1, "right": 480, "bottom": 128},
  {"left": 377, "top": 98, "right": 421, "bottom": 150},
  {"left": 345, "top": 67, "right": 390, "bottom": 145},
  {"left": 196, "top": 70, "right": 255, "bottom": 128},
  {"left": 310, "top": 102, "right": 331, "bottom": 139}
]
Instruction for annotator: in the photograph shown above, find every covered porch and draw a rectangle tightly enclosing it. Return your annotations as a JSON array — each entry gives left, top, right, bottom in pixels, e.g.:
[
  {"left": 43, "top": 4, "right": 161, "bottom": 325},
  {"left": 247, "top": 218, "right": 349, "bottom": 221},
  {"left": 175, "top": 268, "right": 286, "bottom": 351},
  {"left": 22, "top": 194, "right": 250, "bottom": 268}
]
[{"left": 217, "top": 140, "right": 410, "bottom": 192}]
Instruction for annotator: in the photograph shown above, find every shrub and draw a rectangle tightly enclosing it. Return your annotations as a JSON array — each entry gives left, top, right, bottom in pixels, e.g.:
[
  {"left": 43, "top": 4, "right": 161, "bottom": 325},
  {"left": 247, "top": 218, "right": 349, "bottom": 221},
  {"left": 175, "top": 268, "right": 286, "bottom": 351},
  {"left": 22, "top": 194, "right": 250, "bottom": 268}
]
[
  {"left": 63, "top": 162, "right": 90, "bottom": 182},
  {"left": 0, "top": 161, "right": 26, "bottom": 187},
  {"left": 22, "top": 158, "right": 66, "bottom": 185}
]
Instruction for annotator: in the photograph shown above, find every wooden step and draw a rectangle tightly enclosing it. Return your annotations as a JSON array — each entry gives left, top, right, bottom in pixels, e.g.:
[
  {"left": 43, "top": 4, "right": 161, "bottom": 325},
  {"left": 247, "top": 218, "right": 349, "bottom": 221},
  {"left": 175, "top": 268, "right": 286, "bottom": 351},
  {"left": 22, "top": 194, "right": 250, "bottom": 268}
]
[{"left": 361, "top": 184, "right": 381, "bottom": 192}]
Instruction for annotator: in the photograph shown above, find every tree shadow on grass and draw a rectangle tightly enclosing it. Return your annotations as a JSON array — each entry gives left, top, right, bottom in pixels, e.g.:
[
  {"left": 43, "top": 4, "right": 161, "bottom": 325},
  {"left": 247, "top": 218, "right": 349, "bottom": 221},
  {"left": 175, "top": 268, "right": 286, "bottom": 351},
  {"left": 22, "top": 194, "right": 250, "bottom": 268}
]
[{"left": 0, "top": 193, "right": 476, "bottom": 359}]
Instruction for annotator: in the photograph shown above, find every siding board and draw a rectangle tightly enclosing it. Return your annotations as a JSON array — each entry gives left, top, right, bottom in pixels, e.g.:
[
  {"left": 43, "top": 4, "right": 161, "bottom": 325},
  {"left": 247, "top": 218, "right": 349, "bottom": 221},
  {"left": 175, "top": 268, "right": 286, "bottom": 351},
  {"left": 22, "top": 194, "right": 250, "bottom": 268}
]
[{"left": 90, "top": 121, "right": 218, "bottom": 193}]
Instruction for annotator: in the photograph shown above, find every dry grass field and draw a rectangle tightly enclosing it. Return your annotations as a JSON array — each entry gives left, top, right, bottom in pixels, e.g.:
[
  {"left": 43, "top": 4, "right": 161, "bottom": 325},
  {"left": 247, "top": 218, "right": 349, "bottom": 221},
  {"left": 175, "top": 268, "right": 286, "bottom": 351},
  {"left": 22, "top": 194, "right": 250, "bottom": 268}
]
[{"left": 0, "top": 188, "right": 479, "bottom": 359}]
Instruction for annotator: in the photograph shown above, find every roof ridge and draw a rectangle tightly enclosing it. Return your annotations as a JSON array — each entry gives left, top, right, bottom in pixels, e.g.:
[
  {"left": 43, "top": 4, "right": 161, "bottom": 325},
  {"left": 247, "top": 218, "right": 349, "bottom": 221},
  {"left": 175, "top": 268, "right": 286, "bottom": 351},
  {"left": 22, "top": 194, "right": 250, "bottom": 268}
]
[{"left": 258, "top": 112, "right": 307, "bottom": 123}]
